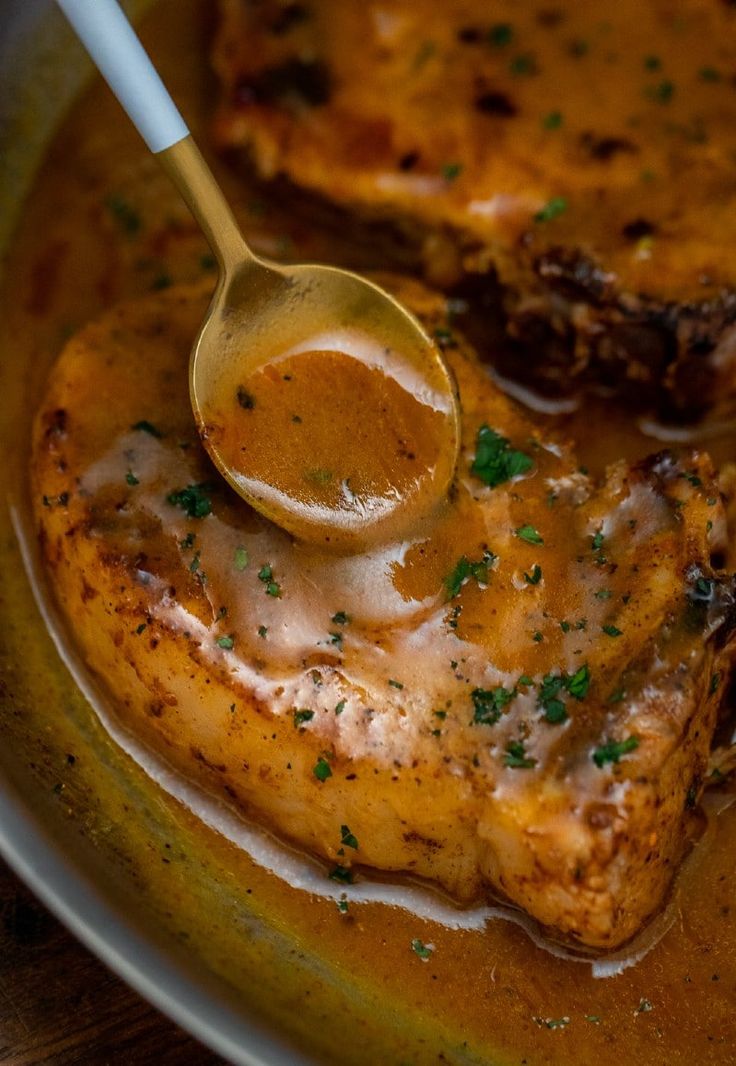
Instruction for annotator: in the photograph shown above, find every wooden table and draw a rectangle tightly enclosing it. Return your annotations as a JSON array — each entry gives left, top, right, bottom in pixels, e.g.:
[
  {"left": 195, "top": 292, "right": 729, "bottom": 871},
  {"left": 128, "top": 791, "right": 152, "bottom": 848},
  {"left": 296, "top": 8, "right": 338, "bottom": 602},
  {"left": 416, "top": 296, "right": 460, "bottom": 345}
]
[{"left": 0, "top": 858, "right": 227, "bottom": 1064}]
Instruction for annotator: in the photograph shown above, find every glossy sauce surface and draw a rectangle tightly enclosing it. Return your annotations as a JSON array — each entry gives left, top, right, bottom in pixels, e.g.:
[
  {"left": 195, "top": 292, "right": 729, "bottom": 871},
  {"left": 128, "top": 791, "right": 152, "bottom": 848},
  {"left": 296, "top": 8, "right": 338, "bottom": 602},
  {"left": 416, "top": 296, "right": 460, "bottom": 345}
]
[
  {"left": 208, "top": 342, "right": 452, "bottom": 540},
  {"left": 3, "top": 1, "right": 736, "bottom": 1063}
]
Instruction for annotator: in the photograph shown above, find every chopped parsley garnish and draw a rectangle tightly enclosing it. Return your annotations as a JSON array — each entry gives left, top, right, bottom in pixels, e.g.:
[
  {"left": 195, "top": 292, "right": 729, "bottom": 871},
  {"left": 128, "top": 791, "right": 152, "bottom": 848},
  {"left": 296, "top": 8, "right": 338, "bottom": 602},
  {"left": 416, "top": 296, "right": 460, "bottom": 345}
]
[
  {"left": 699, "top": 66, "right": 721, "bottom": 83},
  {"left": 710, "top": 672, "right": 721, "bottom": 696},
  {"left": 635, "top": 998, "right": 653, "bottom": 1014},
  {"left": 538, "top": 674, "right": 567, "bottom": 723},
  {"left": 258, "top": 625, "right": 268, "bottom": 638},
  {"left": 472, "top": 686, "right": 515, "bottom": 725},
  {"left": 645, "top": 79, "right": 674, "bottom": 104},
  {"left": 566, "top": 664, "right": 590, "bottom": 699},
  {"left": 593, "top": 735, "right": 639, "bottom": 768},
  {"left": 258, "top": 564, "right": 281, "bottom": 597},
  {"left": 313, "top": 756, "right": 333, "bottom": 781},
  {"left": 441, "top": 162, "right": 463, "bottom": 181},
  {"left": 105, "top": 194, "right": 141, "bottom": 235},
  {"left": 236, "top": 386, "right": 255, "bottom": 410},
  {"left": 504, "top": 740, "right": 537, "bottom": 769},
  {"left": 602, "top": 623, "right": 623, "bottom": 637},
  {"left": 189, "top": 551, "right": 201, "bottom": 573},
  {"left": 388, "top": 679, "right": 404, "bottom": 690},
  {"left": 445, "top": 550, "right": 495, "bottom": 598},
  {"left": 542, "top": 110, "right": 563, "bottom": 130},
  {"left": 532, "top": 630, "right": 543, "bottom": 642},
  {"left": 534, "top": 196, "right": 567, "bottom": 223},
  {"left": 131, "top": 419, "right": 162, "bottom": 437},
  {"left": 293, "top": 709, "right": 314, "bottom": 728},
  {"left": 335, "top": 699, "right": 346, "bottom": 715},
  {"left": 135, "top": 623, "right": 147, "bottom": 635},
  {"left": 524, "top": 564, "right": 542, "bottom": 585},
  {"left": 126, "top": 471, "right": 139, "bottom": 486},
  {"left": 328, "top": 865, "right": 353, "bottom": 884},
  {"left": 510, "top": 53, "right": 537, "bottom": 76},
  {"left": 536, "top": 665, "right": 590, "bottom": 723},
  {"left": 167, "top": 483, "right": 213, "bottom": 518},
  {"left": 516, "top": 524, "right": 544, "bottom": 545},
  {"left": 591, "top": 531, "right": 604, "bottom": 551},
  {"left": 411, "top": 938, "right": 434, "bottom": 961},
  {"left": 595, "top": 588, "right": 612, "bottom": 600},
  {"left": 694, "top": 576, "right": 714, "bottom": 599},
  {"left": 234, "top": 546, "right": 249, "bottom": 571},
  {"left": 488, "top": 22, "right": 513, "bottom": 47},
  {"left": 470, "top": 424, "right": 533, "bottom": 487},
  {"left": 336, "top": 897, "right": 349, "bottom": 914},
  {"left": 340, "top": 825, "right": 359, "bottom": 850},
  {"left": 216, "top": 635, "right": 234, "bottom": 650},
  {"left": 331, "top": 610, "right": 350, "bottom": 625}
]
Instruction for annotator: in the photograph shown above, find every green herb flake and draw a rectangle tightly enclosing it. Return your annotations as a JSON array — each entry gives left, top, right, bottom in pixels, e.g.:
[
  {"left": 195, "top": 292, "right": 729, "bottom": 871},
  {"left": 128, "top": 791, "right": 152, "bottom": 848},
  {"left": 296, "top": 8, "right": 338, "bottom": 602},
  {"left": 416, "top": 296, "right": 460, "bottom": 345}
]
[
  {"left": 585, "top": 1015, "right": 601, "bottom": 1024},
  {"left": 258, "top": 625, "right": 268, "bottom": 638},
  {"left": 189, "top": 551, "right": 201, "bottom": 574},
  {"left": 105, "top": 194, "right": 141, "bottom": 235},
  {"left": 645, "top": 79, "right": 675, "bottom": 104},
  {"left": 234, "top": 546, "right": 249, "bottom": 571},
  {"left": 167, "top": 483, "right": 213, "bottom": 519},
  {"left": 524, "top": 564, "right": 543, "bottom": 585},
  {"left": 216, "top": 635, "right": 234, "bottom": 650},
  {"left": 534, "top": 1016, "right": 570, "bottom": 1030},
  {"left": 411, "top": 938, "right": 434, "bottom": 961},
  {"left": 560, "top": 620, "right": 571, "bottom": 633},
  {"left": 542, "top": 110, "right": 563, "bottom": 130},
  {"left": 328, "top": 865, "right": 353, "bottom": 884},
  {"left": 126, "top": 471, "right": 139, "bottom": 486},
  {"left": 441, "top": 162, "right": 463, "bottom": 181},
  {"left": 593, "top": 735, "right": 640, "bottom": 768},
  {"left": 471, "top": 424, "right": 533, "bottom": 487},
  {"left": 504, "top": 740, "right": 537, "bottom": 769},
  {"left": 602, "top": 623, "right": 623, "bottom": 637},
  {"left": 699, "top": 65, "right": 721, "bottom": 83},
  {"left": 516, "top": 524, "right": 544, "bottom": 545},
  {"left": 340, "top": 825, "right": 359, "bottom": 850},
  {"left": 534, "top": 196, "right": 567, "bottom": 223},
  {"left": 293, "top": 709, "right": 314, "bottom": 728},
  {"left": 532, "top": 630, "right": 544, "bottom": 643},
  {"left": 510, "top": 53, "right": 537, "bottom": 76},
  {"left": 332, "top": 610, "right": 350, "bottom": 625},
  {"left": 313, "top": 756, "right": 333, "bottom": 782},
  {"left": 567, "top": 664, "right": 590, "bottom": 699},
  {"left": 258, "top": 564, "right": 281, "bottom": 597},
  {"left": 131, "top": 419, "right": 162, "bottom": 438},
  {"left": 710, "top": 672, "right": 721, "bottom": 696},
  {"left": 445, "top": 551, "right": 495, "bottom": 598},
  {"left": 472, "top": 686, "right": 515, "bottom": 726},
  {"left": 538, "top": 674, "right": 567, "bottom": 724},
  {"left": 488, "top": 22, "right": 513, "bottom": 47},
  {"left": 388, "top": 679, "right": 404, "bottom": 690},
  {"left": 336, "top": 896, "right": 349, "bottom": 914},
  {"left": 335, "top": 699, "right": 347, "bottom": 715},
  {"left": 635, "top": 998, "right": 654, "bottom": 1014},
  {"left": 595, "top": 588, "right": 612, "bottom": 600},
  {"left": 135, "top": 623, "right": 147, "bottom": 635}
]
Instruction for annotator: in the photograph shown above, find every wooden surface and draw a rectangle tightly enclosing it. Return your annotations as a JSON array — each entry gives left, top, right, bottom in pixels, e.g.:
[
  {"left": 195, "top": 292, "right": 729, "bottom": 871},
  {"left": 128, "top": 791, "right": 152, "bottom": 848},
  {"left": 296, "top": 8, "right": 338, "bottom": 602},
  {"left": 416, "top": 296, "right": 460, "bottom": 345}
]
[{"left": 0, "top": 858, "right": 227, "bottom": 1065}]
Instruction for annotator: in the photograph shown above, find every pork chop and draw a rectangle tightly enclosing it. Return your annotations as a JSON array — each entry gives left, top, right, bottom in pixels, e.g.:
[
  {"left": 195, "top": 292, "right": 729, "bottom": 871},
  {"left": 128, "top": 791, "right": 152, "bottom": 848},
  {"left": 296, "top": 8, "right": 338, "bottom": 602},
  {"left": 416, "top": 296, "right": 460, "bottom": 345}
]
[
  {"left": 32, "top": 278, "right": 736, "bottom": 949},
  {"left": 211, "top": 0, "right": 736, "bottom": 422}
]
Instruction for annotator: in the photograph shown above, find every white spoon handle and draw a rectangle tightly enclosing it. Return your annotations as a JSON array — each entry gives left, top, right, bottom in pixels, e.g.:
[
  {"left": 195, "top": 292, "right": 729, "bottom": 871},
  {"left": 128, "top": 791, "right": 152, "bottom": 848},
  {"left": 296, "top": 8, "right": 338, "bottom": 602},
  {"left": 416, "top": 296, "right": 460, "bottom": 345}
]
[{"left": 55, "top": 0, "right": 188, "bottom": 153}]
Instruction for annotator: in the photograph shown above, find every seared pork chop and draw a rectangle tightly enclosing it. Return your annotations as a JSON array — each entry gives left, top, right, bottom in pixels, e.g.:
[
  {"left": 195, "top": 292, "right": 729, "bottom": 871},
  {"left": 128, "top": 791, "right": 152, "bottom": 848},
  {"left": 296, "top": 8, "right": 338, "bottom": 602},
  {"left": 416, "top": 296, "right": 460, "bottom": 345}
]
[
  {"left": 33, "top": 278, "right": 736, "bottom": 949},
  {"left": 212, "top": 0, "right": 736, "bottom": 422}
]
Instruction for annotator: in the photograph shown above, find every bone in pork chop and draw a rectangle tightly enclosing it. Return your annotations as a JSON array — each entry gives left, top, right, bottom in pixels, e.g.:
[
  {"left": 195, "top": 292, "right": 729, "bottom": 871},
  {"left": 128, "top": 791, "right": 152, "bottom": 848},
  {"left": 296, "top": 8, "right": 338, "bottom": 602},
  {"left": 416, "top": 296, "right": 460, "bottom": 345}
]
[
  {"left": 33, "top": 278, "right": 736, "bottom": 949},
  {"left": 212, "top": 0, "right": 736, "bottom": 423}
]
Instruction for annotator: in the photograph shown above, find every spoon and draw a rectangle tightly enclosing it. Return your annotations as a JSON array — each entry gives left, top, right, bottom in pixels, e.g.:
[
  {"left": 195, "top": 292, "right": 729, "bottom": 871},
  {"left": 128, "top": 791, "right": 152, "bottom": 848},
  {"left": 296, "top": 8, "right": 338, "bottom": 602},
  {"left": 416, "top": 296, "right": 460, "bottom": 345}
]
[{"left": 56, "top": 0, "right": 460, "bottom": 549}]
